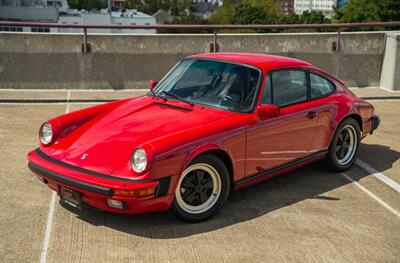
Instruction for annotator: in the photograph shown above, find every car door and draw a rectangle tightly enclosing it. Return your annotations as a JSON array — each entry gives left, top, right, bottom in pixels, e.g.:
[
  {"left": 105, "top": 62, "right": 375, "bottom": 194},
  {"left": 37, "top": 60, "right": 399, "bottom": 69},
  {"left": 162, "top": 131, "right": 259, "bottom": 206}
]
[{"left": 245, "top": 69, "right": 319, "bottom": 176}]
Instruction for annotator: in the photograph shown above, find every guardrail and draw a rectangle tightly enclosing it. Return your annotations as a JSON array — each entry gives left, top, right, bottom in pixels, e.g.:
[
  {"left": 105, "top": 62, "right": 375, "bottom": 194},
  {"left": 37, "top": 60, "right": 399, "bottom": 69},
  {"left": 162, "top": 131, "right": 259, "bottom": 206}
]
[{"left": 1, "top": 20, "right": 400, "bottom": 53}]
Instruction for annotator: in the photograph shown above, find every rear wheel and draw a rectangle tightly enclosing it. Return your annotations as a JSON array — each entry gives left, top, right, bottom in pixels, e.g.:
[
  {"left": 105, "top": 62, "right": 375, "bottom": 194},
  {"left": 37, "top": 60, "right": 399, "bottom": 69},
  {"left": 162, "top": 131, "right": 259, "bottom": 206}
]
[
  {"left": 171, "top": 154, "right": 230, "bottom": 222},
  {"left": 323, "top": 118, "right": 360, "bottom": 172}
]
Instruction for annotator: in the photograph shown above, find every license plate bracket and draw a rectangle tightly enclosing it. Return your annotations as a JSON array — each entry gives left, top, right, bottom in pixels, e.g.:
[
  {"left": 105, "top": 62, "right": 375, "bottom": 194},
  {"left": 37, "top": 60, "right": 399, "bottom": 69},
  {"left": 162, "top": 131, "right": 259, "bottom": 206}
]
[{"left": 60, "top": 186, "right": 82, "bottom": 210}]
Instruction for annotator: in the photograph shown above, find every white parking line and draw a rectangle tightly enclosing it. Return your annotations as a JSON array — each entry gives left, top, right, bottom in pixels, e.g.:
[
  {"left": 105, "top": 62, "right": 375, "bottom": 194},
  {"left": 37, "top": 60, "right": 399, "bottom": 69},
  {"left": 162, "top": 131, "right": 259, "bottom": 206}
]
[
  {"left": 39, "top": 92, "right": 71, "bottom": 263},
  {"left": 341, "top": 172, "right": 400, "bottom": 219},
  {"left": 356, "top": 159, "right": 400, "bottom": 194},
  {"left": 40, "top": 192, "right": 56, "bottom": 263}
]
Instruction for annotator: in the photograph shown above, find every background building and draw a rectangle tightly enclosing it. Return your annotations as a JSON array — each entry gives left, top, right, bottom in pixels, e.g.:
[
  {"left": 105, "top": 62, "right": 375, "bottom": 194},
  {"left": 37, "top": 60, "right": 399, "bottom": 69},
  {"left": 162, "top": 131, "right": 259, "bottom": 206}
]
[
  {"left": 294, "top": 0, "right": 337, "bottom": 17},
  {"left": 0, "top": 0, "right": 156, "bottom": 33},
  {"left": 277, "top": 0, "right": 294, "bottom": 16},
  {"left": 192, "top": 0, "right": 223, "bottom": 7}
]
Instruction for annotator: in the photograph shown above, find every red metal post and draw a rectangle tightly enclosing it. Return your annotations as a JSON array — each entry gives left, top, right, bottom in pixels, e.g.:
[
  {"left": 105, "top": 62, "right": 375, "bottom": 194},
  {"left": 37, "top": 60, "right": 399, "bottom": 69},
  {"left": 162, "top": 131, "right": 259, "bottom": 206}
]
[
  {"left": 213, "top": 32, "right": 218, "bottom": 53},
  {"left": 82, "top": 28, "right": 89, "bottom": 53},
  {"left": 336, "top": 31, "right": 341, "bottom": 52}
]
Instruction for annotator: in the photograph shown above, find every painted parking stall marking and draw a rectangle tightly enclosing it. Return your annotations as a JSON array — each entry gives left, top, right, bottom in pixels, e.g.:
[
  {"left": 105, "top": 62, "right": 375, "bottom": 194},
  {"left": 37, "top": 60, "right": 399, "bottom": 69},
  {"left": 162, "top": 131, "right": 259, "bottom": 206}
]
[
  {"left": 341, "top": 172, "right": 400, "bottom": 219},
  {"left": 356, "top": 159, "right": 400, "bottom": 194},
  {"left": 40, "top": 90, "right": 71, "bottom": 263}
]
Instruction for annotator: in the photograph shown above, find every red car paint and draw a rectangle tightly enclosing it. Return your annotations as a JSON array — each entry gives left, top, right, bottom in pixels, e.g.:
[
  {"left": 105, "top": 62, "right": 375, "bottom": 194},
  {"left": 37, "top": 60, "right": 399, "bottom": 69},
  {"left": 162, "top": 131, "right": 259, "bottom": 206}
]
[{"left": 27, "top": 53, "right": 377, "bottom": 214}]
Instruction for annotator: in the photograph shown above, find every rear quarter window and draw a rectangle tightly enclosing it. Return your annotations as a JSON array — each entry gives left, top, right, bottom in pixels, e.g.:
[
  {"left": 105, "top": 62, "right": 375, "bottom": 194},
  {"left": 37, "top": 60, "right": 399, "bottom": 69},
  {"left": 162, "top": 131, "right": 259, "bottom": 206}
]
[{"left": 310, "top": 73, "right": 335, "bottom": 99}]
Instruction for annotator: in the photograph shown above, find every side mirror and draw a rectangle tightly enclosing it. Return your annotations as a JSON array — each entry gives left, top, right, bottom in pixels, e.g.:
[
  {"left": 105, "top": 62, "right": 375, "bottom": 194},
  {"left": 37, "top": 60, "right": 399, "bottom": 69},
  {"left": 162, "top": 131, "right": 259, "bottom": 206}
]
[
  {"left": 257, "top": 104, "right": 280, "bottom": 120},
  {"left": 149, "top": 80, "right": 158, "bottom": 90}
]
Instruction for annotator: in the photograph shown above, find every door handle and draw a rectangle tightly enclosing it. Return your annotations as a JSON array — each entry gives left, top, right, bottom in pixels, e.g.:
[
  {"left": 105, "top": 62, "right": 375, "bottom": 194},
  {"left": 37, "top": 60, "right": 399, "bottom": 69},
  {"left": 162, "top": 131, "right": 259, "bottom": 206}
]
[{"left": 306, "top": 111, "right": 318, "bottom": 119}]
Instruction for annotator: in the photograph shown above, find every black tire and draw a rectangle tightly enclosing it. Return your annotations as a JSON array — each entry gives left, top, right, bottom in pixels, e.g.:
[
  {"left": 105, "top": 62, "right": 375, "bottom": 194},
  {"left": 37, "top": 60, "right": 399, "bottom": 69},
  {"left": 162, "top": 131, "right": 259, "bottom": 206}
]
[
  {"left": 323, "top": 118, "right": 361, "bottom": 172},
  {"left": 171, "top": 154, "right": 231, "bottom": 223}
]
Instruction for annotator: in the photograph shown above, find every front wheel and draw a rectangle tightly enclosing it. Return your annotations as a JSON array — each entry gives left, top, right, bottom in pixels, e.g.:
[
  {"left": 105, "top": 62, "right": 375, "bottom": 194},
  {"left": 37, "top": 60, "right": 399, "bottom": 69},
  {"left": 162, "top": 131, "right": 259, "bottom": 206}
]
[
  {"left": 171, "top": 154, "right": 230, "bottom": 222},
  {"left": 323, "top": 118, "right": 361, "bottom": 172}
]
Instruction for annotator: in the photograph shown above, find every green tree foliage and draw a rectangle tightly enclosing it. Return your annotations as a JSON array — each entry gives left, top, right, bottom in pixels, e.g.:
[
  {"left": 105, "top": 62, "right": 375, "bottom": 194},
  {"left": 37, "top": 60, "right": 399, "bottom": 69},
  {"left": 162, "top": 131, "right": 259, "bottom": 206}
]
[
  {"left": 159, "top": 15, "right": 210, "bottom": 33},
  {"left": 301, "top": 10, "right": 327, "bottom": 24},
  {"left": 169, "top": 0, "right": 191, "bottom": 16},
  {"left": 123, "top": 0, "right": 143, "bottom": 10},
  {"left": 230, "top": 3, "right": 269, "bottom": 24},
  {"left": 278, "top": 12, "right": 302, "bottom": 24},
  {"left": 68, "top": 0, "right": 106, "bottom": 10},
  {"left": 334, "top": 0, "right": 400, "bottom": 23},
  {"left": 210, "top": 0, "right": 281, "bottom": 25},
  {"left": 123, "top": 0, "right": 189, "bottom": 16}
]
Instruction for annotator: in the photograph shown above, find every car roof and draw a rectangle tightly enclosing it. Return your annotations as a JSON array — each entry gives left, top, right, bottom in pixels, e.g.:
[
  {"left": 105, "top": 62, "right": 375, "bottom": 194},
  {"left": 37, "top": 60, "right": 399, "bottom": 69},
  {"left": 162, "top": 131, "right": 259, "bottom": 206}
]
[{"left": 188, "top": 52, "right": 313, "bottom": 72}]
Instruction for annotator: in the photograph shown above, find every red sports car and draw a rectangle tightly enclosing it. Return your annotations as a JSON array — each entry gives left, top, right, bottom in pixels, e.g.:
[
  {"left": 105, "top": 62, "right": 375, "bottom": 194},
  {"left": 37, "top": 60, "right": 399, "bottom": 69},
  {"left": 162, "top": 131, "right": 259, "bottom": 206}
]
[{"left": 28, "top": 53, "right": 380, "bottom": 222}]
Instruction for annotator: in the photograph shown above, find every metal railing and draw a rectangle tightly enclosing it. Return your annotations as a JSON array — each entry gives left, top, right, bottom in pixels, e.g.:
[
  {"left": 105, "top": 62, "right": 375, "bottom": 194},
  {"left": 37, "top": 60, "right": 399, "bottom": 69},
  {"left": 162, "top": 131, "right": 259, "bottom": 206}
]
[{"left": 1, "top": 20, "right": 399, "bottom": 53}]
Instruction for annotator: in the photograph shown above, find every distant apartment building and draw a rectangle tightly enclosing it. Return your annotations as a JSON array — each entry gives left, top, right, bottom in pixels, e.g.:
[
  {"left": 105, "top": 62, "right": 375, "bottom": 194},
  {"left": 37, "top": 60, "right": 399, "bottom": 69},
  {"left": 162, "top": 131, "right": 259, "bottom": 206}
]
[
  {"left": 277, "top": 0, "right": 294, "bottom": 16},
  {"left": 0, "top": 0, "right": 156, "bottom": 33},
  {"left": 294, "top": 0, "right": 337, "bottom": 17}
]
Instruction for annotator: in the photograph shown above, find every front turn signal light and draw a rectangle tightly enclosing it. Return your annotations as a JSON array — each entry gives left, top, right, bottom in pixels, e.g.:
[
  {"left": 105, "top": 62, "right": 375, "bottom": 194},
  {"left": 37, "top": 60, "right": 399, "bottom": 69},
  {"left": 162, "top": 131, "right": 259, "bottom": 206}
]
[{"left": 113, "top": 187, "right": 156, "bottom": 198}]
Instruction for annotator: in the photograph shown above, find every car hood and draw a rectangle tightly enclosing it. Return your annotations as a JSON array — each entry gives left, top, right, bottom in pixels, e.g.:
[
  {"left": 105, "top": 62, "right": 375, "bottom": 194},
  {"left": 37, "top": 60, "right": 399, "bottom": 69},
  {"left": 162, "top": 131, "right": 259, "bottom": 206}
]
[{"left": 44, "top": 96, "right": 230, "bottom": 175}]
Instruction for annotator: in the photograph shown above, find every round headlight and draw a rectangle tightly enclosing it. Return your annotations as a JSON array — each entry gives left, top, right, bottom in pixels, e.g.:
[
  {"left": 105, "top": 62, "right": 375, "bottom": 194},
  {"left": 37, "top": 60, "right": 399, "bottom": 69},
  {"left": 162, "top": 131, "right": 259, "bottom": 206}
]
[
  {"left": 131, "top": 148, "right": 147, "bottom": 173},
  {"left": 40, "top": 122, "right": 53, "bottom": 145}
]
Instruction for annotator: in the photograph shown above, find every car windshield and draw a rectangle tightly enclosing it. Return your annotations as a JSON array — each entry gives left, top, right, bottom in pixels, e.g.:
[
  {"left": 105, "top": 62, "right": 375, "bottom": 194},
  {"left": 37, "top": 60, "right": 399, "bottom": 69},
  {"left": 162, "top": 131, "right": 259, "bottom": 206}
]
[{"left": 152, "top": 59, "right": 261, "bottom": 113}]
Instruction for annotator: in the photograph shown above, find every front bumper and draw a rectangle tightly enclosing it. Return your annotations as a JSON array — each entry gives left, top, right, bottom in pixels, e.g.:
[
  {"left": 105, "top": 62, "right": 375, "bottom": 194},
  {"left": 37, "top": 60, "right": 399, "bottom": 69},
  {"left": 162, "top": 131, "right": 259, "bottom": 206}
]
[
  {"left": 27, "top": 148, "right": 173, "bottom": 214},
  {"left": 370, "top": 114, "right": 380, "bottom": 134}
]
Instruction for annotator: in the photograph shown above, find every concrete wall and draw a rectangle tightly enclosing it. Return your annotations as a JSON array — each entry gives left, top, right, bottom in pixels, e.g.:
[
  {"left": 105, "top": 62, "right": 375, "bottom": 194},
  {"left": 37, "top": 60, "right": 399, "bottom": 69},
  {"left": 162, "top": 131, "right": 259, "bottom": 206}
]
[
  {"left": 380, "top": 33, "right": 400, "bottom": 91},
  {"left": 0, "top": 31, "right": 391, "bottom": 89}
]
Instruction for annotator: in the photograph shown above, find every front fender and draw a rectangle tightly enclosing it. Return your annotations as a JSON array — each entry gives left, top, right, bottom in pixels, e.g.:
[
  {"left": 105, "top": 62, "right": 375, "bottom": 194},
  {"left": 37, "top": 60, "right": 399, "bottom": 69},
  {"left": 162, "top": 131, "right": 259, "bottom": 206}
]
[{"left": 181, "top": 143, "right": 230, "bottom": 175}]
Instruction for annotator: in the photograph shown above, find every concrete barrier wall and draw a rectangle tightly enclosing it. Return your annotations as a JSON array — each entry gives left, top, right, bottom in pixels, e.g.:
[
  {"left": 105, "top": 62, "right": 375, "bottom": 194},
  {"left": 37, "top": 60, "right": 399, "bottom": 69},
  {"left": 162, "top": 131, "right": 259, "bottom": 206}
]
[{"left": 0, "top": 31, "right": 389, "bottom": 89}]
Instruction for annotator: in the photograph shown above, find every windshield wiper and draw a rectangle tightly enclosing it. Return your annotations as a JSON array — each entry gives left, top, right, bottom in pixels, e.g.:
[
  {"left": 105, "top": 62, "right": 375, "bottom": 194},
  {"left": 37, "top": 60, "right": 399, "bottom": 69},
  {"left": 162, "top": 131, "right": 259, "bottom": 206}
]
[{"left": 162, "top": 91, "right": 194, "bottom": 106}]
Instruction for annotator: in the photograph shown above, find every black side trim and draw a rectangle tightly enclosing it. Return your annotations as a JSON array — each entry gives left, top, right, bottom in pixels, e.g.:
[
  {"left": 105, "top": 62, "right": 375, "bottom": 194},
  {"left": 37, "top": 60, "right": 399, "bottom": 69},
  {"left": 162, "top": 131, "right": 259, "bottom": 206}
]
[
  {"left": 235, "top": 150, "right": 328, "bottom": 186},
  {"left": 35, "top": 148, "right": 150, "bottom": 183},
  {"left": 28, "top": 162, "right": 113, "bottom": 196},
  {"left": 156, "top": 176, "right": 171, "bottom": 197},
  {"left": 154, "top": 102, "right": 192, "bottom": 112}
]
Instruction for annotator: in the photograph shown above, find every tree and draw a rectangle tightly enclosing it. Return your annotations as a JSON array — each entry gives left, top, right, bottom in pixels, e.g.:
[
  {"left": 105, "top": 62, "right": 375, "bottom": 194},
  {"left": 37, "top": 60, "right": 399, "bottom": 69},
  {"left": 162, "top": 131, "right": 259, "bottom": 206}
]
[
  {"left": 279, "top": 12, "right": 302, "bottom": 25},
  {"left": 68, "top": 0, "right": 106, "bottom": 10},
  {"left": 129, "top": 0, "right": 189, "bottom": 16},
  {"left": 169, "top": 0, "right": 190, "bottom": 16},
  {"left": 208, "top": 0, "right": 235, "bottom": 24},
  {"left": 334, "top": 0, "right": 400, "bottom": 23},
  {"left": 123, "top": 0, "right": 143, "bottom": 10},
  {"left": 230, "top": 3, "right": 267, "bottom": 24},
  {"left": 159, "top": 15, "right": 210, "bottom": 33},
  {"left": 210, "top": 0, "right": 281, "bottom": 25},
  {"left": 301, "top": 10, "right": 327, "bottom": 24}
]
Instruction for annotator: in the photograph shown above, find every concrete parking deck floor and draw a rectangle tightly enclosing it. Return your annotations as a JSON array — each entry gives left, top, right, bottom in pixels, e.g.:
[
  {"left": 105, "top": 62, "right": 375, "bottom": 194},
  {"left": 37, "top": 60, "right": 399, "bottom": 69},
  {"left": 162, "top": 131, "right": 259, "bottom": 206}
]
[{"left": 0, "top": 89, "right": 399, "bottom": 262}]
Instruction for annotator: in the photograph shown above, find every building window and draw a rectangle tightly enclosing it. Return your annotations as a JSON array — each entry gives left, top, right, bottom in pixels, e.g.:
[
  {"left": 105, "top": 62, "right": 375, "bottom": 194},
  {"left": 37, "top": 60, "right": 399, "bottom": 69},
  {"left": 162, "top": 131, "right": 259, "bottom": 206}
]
[
  {"left": 0, "top": 26, "right": 23, "bottom": 32},
  {"left": 31, "top": 27, "right": 50, "bottom": 33}
]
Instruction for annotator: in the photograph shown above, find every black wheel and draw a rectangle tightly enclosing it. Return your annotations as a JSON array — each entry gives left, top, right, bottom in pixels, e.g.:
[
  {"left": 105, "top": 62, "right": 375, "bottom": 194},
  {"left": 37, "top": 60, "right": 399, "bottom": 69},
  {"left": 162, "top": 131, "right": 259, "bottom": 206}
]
[
  {"left": 171, "top": 154, "right": 231, "bottom": 223},
  {"left": 323, "top": 118, "right": 361, "bottom": 172}
]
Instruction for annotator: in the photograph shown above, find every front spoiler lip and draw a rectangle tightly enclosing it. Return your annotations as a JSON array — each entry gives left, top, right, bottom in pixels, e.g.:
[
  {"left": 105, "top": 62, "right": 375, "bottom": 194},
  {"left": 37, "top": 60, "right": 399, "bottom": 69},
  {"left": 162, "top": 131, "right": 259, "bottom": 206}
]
[
  {"left": 34, "top": 148, "right": 149, "bottom": 183},
  {"left": 28, "top": 162, "right": 113, "bottom": 195},
  {"left": 28, "top": 148, "right": 171, "bottom": 198}
]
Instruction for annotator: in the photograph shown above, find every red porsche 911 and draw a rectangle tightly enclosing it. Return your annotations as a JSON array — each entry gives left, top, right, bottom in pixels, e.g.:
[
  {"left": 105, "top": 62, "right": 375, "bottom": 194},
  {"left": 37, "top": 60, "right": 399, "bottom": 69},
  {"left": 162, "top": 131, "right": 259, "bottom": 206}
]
[{"left": 28, "top": 53, "right": 380, "bottom": 222}]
